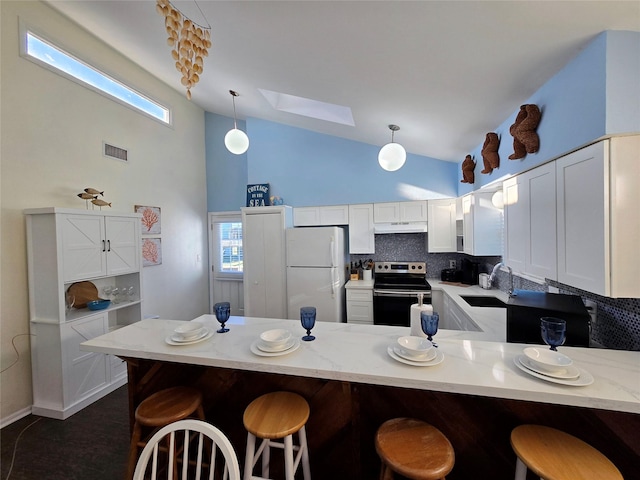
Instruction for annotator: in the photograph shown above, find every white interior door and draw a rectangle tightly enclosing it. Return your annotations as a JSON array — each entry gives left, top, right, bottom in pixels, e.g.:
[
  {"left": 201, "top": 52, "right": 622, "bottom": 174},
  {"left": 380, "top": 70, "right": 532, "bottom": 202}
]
[{"left": 208, "top": 212, "right": 244, "bottom": 316}]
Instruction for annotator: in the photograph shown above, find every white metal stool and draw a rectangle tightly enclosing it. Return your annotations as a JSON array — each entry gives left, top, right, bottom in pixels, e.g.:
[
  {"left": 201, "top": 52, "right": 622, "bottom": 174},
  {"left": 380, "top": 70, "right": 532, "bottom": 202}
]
[{"left": 242, "top": 391, "right": 311, "bottom": 480}]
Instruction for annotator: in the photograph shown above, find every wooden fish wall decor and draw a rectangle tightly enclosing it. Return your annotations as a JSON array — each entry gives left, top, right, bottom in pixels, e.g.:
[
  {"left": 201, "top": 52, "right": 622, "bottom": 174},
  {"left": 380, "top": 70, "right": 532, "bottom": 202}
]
[{"left": 77, "top": 188, "right": 111, "bottom": 209}]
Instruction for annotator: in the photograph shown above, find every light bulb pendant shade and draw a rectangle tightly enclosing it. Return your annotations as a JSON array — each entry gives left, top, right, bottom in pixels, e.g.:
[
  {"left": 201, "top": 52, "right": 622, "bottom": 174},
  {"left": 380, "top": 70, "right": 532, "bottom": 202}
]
[
  {"left": 225, "top": 128, "right": 249, "bottom": 155},
  {"left": 225, "top": 90, "right": 249, "bottom": 155},
  {"left": 378, "top": 124, "right": 406, "bottom": 171}
]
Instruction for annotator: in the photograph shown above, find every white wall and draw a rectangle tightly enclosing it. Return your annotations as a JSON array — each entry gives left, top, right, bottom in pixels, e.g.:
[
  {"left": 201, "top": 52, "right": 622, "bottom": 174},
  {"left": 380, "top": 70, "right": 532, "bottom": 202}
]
[{"left": 0, "top": 1, "right": 209, "bottom": 422}]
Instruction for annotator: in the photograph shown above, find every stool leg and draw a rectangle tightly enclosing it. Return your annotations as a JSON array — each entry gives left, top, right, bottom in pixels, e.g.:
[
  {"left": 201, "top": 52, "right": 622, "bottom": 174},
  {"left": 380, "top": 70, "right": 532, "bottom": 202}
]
[
  {"left": 261, "top": 439, "right": 270, "bottom": 479},
  {"left": 514, "top": 457, "right": 527, "bottom": 480},
  {"left": 284, "top": 434, "right": 295, "bottom": 480},
  {"left": 126, "top": 422, "right": 142, "bottom": 480},
  {"left": 244, "top": 432, "right": 256, "bottom": 480},
  {"left": 380, "top": 462, "right": 393, "bottom": 480},
  {"left": 298, "top": 426, "right": 311, "bottom": 480}
]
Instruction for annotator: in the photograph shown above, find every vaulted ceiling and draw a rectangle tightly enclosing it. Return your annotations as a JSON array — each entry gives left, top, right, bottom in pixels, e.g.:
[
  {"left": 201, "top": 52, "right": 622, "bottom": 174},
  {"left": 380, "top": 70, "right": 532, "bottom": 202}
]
[{"left": 46, "top": 1, "right": 639, "bottom": 162}]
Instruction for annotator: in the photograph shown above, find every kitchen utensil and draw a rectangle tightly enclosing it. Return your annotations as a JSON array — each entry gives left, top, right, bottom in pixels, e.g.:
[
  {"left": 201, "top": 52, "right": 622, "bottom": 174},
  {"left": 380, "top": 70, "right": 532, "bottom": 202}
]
[
  {"left": 173, "top": 322, "right": 205, "bottom": 340},
  {"left": 300, "top": 306, "right": 316, "bottom": 341},
  {"left": 420, "top": 311, "right": 439, "bottom": 347},
  {"left": 67, "top": 281, "right": 99, "bottom": 308},
  {"left": 259, "top": 329, "right": 292, "bottom": 350},
  {"left": 86, "top": 299, "right": 111, "bottom": 311},
  {"left": 523, "top": 346, "right": 572, "bottom": 373},
  {"left": 541, "top": 317, "right": 566, "bottom": 351},
  {"left": 396, "top": 336, "right": 433, "bottom": 360}
]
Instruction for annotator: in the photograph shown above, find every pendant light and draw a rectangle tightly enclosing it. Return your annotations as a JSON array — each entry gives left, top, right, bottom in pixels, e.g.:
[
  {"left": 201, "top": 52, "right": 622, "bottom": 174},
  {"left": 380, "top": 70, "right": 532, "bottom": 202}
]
[
  {"left": 224, "top": 90, "right": 249, "bottom": 155},
  {"left": 378, "top": 124, "right": 406, "bottom": 171}
]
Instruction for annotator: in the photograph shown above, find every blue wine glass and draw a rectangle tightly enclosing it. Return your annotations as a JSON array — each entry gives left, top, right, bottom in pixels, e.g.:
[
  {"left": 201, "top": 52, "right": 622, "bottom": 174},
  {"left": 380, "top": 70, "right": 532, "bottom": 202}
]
[
  {"left": 541, "top": 317, "right": 566, "bottom": 351},
  {"left": 420, "top": 311, "right": 439, "bottom": 347},
  {"left": 300, "top": 306, "right": 316, "bottom": 341},
  {"left": 214, "top": 302, "right": 231, "bottom": 333}
]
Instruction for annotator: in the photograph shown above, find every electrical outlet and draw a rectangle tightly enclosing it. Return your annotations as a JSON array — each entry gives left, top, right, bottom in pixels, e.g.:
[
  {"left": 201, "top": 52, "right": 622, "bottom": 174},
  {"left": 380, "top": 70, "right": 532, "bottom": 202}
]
[{"left": 449, "top": 260, "right": 456, "bottom": 269}]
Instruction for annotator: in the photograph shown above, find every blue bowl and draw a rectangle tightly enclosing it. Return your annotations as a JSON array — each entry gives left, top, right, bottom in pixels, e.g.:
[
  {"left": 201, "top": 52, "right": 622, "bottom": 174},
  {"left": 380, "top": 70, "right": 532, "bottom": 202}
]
[{"left": 87, "top": 299, "right": 111, "bottom": 311}]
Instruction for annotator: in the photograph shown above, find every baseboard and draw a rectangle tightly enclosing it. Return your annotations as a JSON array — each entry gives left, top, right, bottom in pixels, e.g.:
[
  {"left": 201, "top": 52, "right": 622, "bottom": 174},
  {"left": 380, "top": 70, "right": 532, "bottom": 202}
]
[{"left": 0, "top": 406, "right": 33, "bottom": 429}]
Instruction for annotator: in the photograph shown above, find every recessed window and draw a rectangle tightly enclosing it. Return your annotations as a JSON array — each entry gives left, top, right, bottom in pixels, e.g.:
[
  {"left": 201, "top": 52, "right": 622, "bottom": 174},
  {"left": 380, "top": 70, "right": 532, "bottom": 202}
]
[{"left": 21, "top": 27, "right": 171, "bottom": 125}]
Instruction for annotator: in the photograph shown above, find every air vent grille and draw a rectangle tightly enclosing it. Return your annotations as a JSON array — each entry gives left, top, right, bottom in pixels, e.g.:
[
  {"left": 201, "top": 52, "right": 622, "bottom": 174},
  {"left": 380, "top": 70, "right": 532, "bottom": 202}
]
[{"left": 103, "top": 142, "right": 128, "bottom": 162}]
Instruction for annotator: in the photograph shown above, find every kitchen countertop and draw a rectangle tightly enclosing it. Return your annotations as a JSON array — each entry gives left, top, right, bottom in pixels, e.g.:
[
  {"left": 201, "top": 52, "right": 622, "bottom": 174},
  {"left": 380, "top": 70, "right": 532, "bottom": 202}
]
[
  {"left": 81, "top": 315, "right": 640, "bottom": 414},
  {"left": 345, "top": 279, "right": 374, "bottom": 289}
]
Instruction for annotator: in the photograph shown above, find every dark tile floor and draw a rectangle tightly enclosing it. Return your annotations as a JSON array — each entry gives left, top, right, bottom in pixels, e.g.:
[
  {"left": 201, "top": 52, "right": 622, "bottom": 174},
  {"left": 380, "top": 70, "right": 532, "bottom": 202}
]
[{"left": 1, "top": 386, "right": 129, "bottom": 480}]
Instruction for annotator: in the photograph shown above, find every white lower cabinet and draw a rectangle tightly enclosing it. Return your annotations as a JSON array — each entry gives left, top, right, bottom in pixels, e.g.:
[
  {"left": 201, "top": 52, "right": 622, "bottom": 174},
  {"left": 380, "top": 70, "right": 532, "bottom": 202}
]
[
  {"left": 25, "top": 208, "right": 142, "bottom": 419},
  {"left": 346, "top": 288, "right": 373, "bottom": 324},
  {"left": 442, "top": 293, "right": 481, "bottom": 332}
]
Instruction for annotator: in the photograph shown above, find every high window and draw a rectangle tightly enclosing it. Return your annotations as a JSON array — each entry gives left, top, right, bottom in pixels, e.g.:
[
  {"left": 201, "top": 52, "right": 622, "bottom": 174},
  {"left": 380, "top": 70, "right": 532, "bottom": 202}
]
[{"left": 21, "top": 27, "right": 171, "bottom": 125}]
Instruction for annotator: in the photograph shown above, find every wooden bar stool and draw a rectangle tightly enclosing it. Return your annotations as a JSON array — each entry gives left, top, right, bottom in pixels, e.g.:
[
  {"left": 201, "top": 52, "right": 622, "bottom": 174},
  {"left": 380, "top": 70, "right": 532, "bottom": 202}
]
[
  {"left": 242, "top": 391, "right": 311, "bottom": 480},
  {"left": 126, "top": 386, "right": 206, "bottom": 480},
  {"left": 375, "top": 418, "right": 455, "bottom": 480},
  {"left": 510, "top": 424, "right": 623, "bottom": 480}
]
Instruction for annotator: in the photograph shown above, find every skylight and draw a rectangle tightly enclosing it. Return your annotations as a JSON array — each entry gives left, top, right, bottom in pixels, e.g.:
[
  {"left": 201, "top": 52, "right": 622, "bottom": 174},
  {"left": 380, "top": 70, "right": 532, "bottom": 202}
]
[
  {"left": 259, "top": 89, "right": 355, "bottom": 126},
  {"left": 22, "top": 29, "right": 171, "bottom": 125}
]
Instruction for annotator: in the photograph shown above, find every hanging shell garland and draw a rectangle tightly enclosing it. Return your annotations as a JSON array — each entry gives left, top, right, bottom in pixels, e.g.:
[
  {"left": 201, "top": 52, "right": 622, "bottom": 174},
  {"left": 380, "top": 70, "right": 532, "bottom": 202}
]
[{"left": 156, "top": 0, "right": 212, "bottom": 100}]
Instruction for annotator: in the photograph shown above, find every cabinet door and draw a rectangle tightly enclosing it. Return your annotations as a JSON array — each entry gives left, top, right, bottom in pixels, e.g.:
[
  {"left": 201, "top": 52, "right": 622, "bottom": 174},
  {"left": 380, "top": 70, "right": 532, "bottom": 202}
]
[
  {"left": 61, "top": 215, "right": 107, "bottom": 281},
  {"left": 293, "top": 207, "right": 320, "bottom": 226},
  {"left": 525, "top": 162, "right": 557, "bottom": 279},
  {"left": 348, "top": 204, "right": 375, "bottom": 254},
  {"left": 243, "top": 212, "right": 287, "bottom": 318},
  {"left": 556, "top": 142, "right": 607, "bottom": 294},
  {"left": 503, "top": 177, "right": 527, "bottom": 273},
  {"left": 373, "top": 203, "right": 400, "bottom": 223},
  {"left": 427, "top": 199, "right": 456, "bottom": 252},
  {"left": 319, "top": 205, "right": 349, "bottom": 225},
  {"left": 400, "top": 201, "right": 428, "bottom": 222},
  {"left": 63, "top": 314, "right": 109, "bottom": 404},
  {"left": 105, "top": 216, "right": 140, "bottom": 275},
  {"left": 462, "top": 195, "right": 474, "bottom": 255}
]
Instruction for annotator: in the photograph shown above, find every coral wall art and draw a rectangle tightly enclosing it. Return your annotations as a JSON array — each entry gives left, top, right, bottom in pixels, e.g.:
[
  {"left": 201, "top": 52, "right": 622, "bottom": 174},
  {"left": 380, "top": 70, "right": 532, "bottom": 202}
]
[
  {"left": 135, "top": 205, "right": 161, "bottom": 234},
  {"left": 142, "top": 238, "right": 162, "bottom": 267}
]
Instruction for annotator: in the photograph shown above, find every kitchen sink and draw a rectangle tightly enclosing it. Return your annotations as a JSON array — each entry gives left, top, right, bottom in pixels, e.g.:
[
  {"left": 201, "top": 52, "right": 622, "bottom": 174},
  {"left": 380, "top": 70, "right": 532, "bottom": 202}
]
[{"left": 460, "top": 295, "right": 507, "bottom": 308}]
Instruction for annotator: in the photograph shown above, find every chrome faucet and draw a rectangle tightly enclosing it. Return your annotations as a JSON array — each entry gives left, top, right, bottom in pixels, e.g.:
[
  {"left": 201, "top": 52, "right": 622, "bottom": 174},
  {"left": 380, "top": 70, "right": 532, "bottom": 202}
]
[{"left": 489, "top": 262, "right": 515, "bottom": 297}]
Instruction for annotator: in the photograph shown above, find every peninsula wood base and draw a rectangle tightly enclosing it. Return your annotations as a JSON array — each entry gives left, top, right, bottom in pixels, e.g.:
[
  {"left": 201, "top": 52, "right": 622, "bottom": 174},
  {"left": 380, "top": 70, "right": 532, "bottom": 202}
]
[{"left": 123, "top": 358, "right": 639, "bottom": 479}]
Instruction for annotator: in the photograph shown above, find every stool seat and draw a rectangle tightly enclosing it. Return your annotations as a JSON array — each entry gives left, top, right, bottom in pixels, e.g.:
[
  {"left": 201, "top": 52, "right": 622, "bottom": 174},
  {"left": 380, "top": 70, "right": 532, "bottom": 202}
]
[
  {"left": 126, "top": 386, "right": 205, "bottom": 480},
  {"left": 511, "top": 425, "right": 623, "bottom": 480},
  {"left": 135, "top": 386, "right": 204, "bottom": 427},
  {"left": 243, "top": 391, "right": 311, "bottom": 480},
  {"left": 375, "top": 418, "right": 455, "bottom": 480},
  {"left": 243, "top": 391, "right": 310, "bottom": 439}
]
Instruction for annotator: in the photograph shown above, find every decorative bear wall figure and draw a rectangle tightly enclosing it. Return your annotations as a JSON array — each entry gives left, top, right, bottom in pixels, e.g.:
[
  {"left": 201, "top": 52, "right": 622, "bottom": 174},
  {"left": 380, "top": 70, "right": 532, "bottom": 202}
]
[
  {"left": 481, "top": 132, "right": 500, "bottom": 174},
  {"left": 509, "top": 104, "right": 541, "bottom": 160},
  {"left": 461, "top": 155, "right": 476, "bottom": 184}
]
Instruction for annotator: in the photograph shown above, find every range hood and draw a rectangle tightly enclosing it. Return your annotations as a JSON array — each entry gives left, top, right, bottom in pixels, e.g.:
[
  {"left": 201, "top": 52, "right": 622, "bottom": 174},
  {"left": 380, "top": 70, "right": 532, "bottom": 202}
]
[{"left": 374, "top": 222, "right": 428, "bottom": 234}]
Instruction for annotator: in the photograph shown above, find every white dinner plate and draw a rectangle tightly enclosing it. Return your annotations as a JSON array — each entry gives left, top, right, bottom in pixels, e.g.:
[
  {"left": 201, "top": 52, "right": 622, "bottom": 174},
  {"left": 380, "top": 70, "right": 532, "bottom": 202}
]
[
  {"left": 165, "top": 328, "right": 213, "bottom": 345},
  {"left": 251, "top": 339, "right": 300, "bottom": 357},
  {"left": 514, "top": 356, "right": 594, "bottom": 386},
  {"left": 517, "top": 355, "right": 580, "bottom": 380},
  {"left": 387, "top": 346, "right": 444, "bottom": 367},
  {"left": 393, "top": 345, "right": 437, "bottom": 363},
  {"left": 256, "top": 338, "right": 296, "bottom": 353}
]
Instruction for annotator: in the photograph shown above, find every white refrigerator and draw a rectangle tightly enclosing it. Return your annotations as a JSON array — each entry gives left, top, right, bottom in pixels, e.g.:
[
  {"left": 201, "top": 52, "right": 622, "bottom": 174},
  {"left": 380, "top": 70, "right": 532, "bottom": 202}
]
[{"left": 286, "top": 226, "right": 347, "bottom": 322}]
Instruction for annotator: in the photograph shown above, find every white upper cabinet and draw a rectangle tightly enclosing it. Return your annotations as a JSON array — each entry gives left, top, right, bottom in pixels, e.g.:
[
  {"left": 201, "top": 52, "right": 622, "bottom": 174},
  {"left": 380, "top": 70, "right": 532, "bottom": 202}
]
[
  {"left": 503, "top": 161, "right": 557, "bottom": 280},
  {"left": 462, "top": 192, "right": 503, "bottom": 256},
  {"left": 373, "top": 201, "right": 428, "bottom": 223},
  {"left": 427, "top": 198, "right": 457, "bottom": 253},
  {"left": 61, "top": 213, "right": 139, "bottom": 281},
  {"left": 348, "top": 204, "right": 375, "bottom": 254},
  {"left": 556, "top": 136, "right": 640, "bottom": 298},
  {"left": 293, "top": 205, "right": 349, "bottom": 226}
]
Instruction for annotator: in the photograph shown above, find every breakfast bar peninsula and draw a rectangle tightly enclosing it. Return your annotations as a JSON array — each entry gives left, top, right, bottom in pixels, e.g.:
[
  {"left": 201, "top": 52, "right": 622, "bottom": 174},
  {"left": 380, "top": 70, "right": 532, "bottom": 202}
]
[{"left": 82, "top": 315, "right": 640, "bottom": 479}]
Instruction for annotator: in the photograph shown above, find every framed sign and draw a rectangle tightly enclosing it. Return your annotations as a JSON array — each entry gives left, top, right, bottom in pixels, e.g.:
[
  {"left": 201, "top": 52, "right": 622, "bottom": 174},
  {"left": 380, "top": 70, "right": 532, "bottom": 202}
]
[{"left": 246, "top": 183, "right": 270, "bottom": 207}]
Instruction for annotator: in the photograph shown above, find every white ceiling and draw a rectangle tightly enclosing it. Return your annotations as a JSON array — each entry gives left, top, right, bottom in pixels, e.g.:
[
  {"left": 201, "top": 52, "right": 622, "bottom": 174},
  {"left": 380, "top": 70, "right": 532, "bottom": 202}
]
[{"left": 45, "top": 1, "right": 639, "bottom": 162}]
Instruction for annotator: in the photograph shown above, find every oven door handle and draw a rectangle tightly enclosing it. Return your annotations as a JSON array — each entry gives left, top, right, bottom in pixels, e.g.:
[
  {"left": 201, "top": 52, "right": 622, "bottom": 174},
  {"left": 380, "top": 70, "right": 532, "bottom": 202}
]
[{"left": 373, "top": 289, "right": 432, "bottom": 298}]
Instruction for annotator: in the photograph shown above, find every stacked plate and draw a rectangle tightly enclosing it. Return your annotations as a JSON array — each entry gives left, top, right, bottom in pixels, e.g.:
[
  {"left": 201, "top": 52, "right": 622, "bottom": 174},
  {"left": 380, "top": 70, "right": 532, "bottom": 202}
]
[
  {"left": 251, "top": 329, "right": 299, "bottom": 357},
  {"left": 387, "top": 336, "right": 444, "bottom": 367},
  {"left": 514, "top": 347, "right": 593, "bottom": 386},
  {"left": 166, "top": 322, "right": 213, "bottom": 345}
]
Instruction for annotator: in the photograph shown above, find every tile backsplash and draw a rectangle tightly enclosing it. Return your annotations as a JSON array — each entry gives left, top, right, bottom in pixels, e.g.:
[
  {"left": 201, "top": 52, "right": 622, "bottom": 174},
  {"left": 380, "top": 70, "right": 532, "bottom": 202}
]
[{"left": 351, "top": 233, "right": 639, "bottom": 351}]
